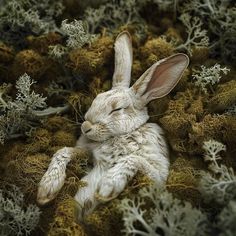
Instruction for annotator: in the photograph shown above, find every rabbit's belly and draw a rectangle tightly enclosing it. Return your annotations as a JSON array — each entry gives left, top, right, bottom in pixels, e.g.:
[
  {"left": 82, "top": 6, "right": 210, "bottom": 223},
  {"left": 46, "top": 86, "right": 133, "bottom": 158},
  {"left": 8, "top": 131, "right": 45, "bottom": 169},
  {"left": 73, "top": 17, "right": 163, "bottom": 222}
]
[{"left": 92, "top": 123, "right": 168, "bottom": 168}]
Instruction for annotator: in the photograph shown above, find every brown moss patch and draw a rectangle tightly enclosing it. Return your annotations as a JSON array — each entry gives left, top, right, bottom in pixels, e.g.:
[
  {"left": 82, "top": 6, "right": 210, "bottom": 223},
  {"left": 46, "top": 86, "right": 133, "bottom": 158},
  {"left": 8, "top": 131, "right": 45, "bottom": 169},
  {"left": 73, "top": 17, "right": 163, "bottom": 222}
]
[
  {"left": 191, "top": 47, "right": 209, "bottom": 64},
  {"left": 159, "top": 89, "right": 207, "bottom": 154},
  {"left": 208, "top": 80, "right": 236, "bottom": 112},
  {"left": 26, "top": 128, "right": 52, "bottom": 153},
  {"left": 140, "top": 37, "right": 174, "bottom": 67},
  {"left": 164, "top": 27, "right": 183, "bottom": 45},
  {"left": 6, "top": 153, "right": 50, "bottom": 200},
  {"left": 12, "top": 49, "right": 46, "bottom": 80},
  {"left": 43, "top": 116, "right": 77, "bottom": 134},
  {"left": 0, "top": 42, "right": 15, "bottom": 63},
  {"left": 68, "top": 93, "right": 93, "bottom": 119},
  {"left": 53, "top": 130, "right": 77, "bottom": 147},
  {"left": 190, "top": 114, "right": 236, "bottom": 152},
  {"left": 68, "top": 36, "right": 113, "bottom": 76},
  {"left": 26, "top": 32, "right": 63, "bottom": 55},
  {"left": 48, "top": 196, "right": 87, "bottom": 236},
  {"left": 167, "top": 155, "right": 205, "bottom": 206}
]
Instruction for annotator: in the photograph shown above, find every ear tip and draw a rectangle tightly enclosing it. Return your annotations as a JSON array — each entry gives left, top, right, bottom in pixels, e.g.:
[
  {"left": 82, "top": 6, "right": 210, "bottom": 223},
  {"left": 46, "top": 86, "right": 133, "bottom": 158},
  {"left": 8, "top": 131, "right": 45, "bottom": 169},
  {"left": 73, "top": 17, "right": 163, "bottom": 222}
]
[
  {"left": 176, "top": 53, "right": 190, "bottom": 66},
  {"left": 116, "top": 31, "right": 132, "bottom": 42}
]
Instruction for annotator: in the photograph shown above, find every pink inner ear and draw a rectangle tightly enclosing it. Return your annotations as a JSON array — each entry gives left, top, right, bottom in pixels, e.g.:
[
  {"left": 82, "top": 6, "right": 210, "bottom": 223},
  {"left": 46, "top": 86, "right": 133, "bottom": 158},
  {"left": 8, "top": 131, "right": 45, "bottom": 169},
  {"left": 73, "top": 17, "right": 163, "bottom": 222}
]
[
  {"left": 144, "top": 54, "right": 188, "bottom": 99},
  {"left": 145, "top": 61, "right": 176, "bottom": 93}
]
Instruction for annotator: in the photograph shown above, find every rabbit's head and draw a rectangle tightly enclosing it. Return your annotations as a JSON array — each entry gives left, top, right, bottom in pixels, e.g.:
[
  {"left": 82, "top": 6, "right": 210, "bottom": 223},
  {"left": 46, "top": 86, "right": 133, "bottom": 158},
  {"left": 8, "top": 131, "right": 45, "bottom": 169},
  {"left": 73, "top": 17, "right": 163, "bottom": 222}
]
[{"left": 81, "top": 32, "right": 189, "bottom": 141}]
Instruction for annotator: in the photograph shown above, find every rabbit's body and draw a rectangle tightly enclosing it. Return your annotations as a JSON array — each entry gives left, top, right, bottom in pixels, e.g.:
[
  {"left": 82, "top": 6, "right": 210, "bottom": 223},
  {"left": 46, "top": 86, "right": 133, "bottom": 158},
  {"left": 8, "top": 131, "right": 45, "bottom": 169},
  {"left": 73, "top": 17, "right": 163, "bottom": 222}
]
[
  {"left": 74, "top": 122, "right": 168, "bottom": 217},
  {"left": 37, "top": 31, "right": 189, "bottom": 220},
  {"left": 78, "top": 123, "right": 168, "bottom": 181}
]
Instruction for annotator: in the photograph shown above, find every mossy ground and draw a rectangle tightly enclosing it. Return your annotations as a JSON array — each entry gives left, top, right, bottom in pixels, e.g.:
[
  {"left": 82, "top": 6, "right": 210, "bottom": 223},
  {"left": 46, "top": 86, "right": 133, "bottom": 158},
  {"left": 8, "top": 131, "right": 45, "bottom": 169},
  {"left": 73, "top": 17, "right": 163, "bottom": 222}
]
[{"left": 0, "top": 2, "right": 235, "bottom": 236}]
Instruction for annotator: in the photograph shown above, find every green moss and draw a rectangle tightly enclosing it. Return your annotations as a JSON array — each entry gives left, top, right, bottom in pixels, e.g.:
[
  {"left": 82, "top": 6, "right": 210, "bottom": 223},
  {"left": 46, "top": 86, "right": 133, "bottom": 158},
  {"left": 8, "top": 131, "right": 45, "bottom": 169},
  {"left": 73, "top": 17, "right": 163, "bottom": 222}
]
[
  {"left": 6, "top": 153, "right": 50, "bottom": 199},
  {"left": 53, "top": 130, "right": 77, "bottom": 147},
  {"left": 68, "top": 36, "right": 113, "bottom": 76},
  {"left": 0, "top": 42, "right": 15, "bottom": 63},
  {"left": 26, "top": 33, "right": 63, "bottom": 55},
  {"left": 140, "top": 37, "right": 174, "bottom": 68},
  {"left": 167, "top": 155, "right": 205, "bottom": 206},
  {"left": 208, "top": 80, "right": 236, "bottom": 112},
  {"left": 48, "top": 196, "right": 87, "bottom": 236},
  {"left": 191, "top": 47, "right": 210, "bottom": 64},
  {"left": 43, "top": 116, "right": 77, "bottom": 134},
  {"left": 12, "top": 49, "right": 46, "bottom": 80}
]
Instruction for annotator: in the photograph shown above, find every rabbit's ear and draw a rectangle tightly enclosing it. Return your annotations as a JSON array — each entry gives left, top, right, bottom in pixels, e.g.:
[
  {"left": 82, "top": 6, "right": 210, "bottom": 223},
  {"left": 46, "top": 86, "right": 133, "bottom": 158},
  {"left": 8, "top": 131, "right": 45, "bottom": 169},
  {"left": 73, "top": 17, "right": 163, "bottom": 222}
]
[
  {"left": 112, "top": 31, "right": 133, "bottom": 88},
  {"left": 131, "top": 53, "right": 189, "bottom": 104}
]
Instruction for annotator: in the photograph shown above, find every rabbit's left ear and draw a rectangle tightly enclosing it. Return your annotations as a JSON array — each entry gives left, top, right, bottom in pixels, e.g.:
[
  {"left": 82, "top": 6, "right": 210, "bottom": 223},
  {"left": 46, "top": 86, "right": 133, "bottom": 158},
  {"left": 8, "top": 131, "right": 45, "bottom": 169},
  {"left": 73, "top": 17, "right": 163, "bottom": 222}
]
[
  {"left": 131, "top": 53, "right": 189, "bottom": 104},
  {"left": 112, "top": 31, "right": 133, "bottom": 89}
]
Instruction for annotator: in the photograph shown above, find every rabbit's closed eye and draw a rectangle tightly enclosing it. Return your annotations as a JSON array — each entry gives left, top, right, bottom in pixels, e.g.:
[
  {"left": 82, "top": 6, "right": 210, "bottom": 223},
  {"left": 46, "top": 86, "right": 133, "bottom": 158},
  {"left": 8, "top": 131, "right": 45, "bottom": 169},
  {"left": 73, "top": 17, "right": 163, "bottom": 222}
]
[
  {"left": 109, "top": 105, "right": 129, "bottom": 115},
  {"left": 109, "top": 107, "right": 123, "bottom": 114}
]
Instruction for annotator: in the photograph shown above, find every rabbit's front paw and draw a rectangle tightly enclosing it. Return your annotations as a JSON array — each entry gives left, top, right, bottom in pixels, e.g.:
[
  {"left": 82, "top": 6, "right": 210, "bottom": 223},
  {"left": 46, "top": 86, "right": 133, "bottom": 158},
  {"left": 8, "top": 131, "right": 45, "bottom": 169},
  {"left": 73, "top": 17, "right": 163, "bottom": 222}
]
[
  {"left": 96, "top": 177, "right": 126, "bottom": 202},
  {"left": 37, "top": 170, "right": 66, "bottom": 205}
]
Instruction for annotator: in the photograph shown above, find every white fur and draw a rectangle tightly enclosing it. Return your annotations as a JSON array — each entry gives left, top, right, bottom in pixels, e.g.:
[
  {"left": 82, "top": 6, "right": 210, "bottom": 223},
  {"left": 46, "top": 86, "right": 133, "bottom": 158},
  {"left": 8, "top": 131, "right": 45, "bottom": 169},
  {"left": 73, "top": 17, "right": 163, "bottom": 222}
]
[{"left": 37, "top": 31, "right": 189, "bottom": 220}]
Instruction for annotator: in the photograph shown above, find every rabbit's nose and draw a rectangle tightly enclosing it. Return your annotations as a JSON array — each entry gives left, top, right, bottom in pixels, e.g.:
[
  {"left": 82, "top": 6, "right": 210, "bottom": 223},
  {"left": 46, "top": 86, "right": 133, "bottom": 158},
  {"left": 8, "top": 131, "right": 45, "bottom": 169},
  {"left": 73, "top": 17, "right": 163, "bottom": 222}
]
[{"left": 81, "top": 121, "right": 93, "bottom": 134}]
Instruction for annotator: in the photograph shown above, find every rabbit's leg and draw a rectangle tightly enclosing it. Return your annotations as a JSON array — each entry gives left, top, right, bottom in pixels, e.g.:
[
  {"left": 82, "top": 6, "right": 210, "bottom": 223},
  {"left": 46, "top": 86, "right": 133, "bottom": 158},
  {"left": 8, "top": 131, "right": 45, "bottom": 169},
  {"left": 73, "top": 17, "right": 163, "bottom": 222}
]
[
  {"left": 37, "top": 147, "right": 76, "bottom": 205},
  {"left": 74, "top": 164, "right": 104, "bottom": 220},
  {"left": 96, "top": 157, "right": 138, "bottom": 201}
]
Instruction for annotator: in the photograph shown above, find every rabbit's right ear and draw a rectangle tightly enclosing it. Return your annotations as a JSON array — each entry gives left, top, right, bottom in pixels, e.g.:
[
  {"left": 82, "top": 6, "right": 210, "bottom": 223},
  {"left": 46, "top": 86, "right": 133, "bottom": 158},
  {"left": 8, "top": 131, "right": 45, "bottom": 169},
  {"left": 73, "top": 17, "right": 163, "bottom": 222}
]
[
  {"left": 131, "top": 53, "right": 189, "bottom": 104},
  {"left": 112, "top": 31, "right": 133, "bottom": 89}
]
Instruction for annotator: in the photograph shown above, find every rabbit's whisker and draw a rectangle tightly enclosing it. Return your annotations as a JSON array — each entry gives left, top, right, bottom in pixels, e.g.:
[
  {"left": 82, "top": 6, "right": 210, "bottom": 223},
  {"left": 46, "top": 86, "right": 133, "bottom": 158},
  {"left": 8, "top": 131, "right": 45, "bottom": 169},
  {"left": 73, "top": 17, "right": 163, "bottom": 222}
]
[{"left": 149, "top": 112, "right": 166, "bottom": 118}]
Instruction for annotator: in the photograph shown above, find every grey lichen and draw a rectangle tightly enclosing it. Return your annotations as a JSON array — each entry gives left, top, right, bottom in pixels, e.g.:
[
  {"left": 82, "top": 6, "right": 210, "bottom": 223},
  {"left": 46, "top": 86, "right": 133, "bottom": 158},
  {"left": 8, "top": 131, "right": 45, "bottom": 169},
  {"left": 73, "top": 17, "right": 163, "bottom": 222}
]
[
  {"left": 48, "top": 19, "right": 96, "bottom": 60},
  {"left": 180, "top": 0, "right": 236, "bottom": 62},
  {"left": 217, "top": 200, "right": 236, "bottom": 236},
  {"left": 0, "top": 184, "right": 41, "bottom": 236},
  {"left": 119, "top": 184, "right": 208, "bottom": 236},
  {"left": 0, "top": 73, "right": 46, "bottom": 144},
  {"left": 199, "top": 139, "right": 236, "bottom": 205},
  {"left": 0, "top": 0, "right": 64, "bottom": 47},
  {"left": 192, "top": 64, "right": 230, "bottom": 93},
  {"left": 83, "top": 0, "right": 147, "bottom": 36},
  {"left": 176, "top": 13, "right": 209, "bottom": 55},
  {"left": 61, "top": 19, "right": 96, "bottom": 49}
]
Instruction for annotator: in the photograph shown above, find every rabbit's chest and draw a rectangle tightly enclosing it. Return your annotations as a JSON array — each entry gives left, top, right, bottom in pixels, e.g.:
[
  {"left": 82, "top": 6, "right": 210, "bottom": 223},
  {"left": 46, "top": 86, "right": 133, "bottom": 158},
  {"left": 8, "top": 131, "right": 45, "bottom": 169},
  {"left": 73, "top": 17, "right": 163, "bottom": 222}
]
[
  {"left": 93, "top": 131, "right": 144, "bottom": 166},
  {"left": 92, "top": 124, "right": 162, "bottom": 166}
]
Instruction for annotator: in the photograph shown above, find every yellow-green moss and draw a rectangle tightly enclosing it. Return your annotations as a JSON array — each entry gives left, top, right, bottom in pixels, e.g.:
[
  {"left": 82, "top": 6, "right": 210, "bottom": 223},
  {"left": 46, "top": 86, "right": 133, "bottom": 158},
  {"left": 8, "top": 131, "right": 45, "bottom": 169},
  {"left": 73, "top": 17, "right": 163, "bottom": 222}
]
[
  {"left": 43, "top": 116, "right": 77, "bottom": 134},
  {"left": 26, "top": 32, "right": 62, "bottom": 55},
  {"left": 159, "top": 89, "right": 207, "bottom": 154},
  {"left": 68, "top": 92, "right": 93, "bottom": 118},
  {"left": 164, "top": 27, "right": 183, "bottom": 45},
  {"left": 0, "top": 42, "right": 15, "bottom": 63},
  {"left": 48, "top": 196, "right": 87, "bottom": 236},
  {"left": 208, "top": 80, "right": 236, "bottom": 112},
  {"left": 140, "top": 37, "right": 174, "bottom": 67},
  {"left": 131, "top": 59, "right": 143, "bottom": 82},
  {"left": 53, "top": 130, "right": 77, "bottom": 147},
  {"left": 26, "top": 128, "right": 52, "bottom": 153},
  {"left": 6, "top": 153, "right": 50, "bottom": 199},
  {"left": 190, "top": 114, "right": 236, "bottom": 152},
  {"left": 167, "top": 155, "right": 205, "bottom": 206},
  {"left": 68, "top": 36, "right": 113, "bottom": 76},
  {"left": 191, "top": 47, "right": 210, "bottom": 64},
  {"left": 12, "top": 49, "right": 46, "bottom": 79}
]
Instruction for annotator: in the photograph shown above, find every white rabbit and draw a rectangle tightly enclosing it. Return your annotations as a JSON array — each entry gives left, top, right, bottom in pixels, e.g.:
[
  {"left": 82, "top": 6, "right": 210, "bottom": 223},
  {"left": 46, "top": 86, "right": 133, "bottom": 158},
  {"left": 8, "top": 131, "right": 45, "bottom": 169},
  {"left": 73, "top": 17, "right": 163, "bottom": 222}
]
[{"left": 37, "top": 31, "right": 189, "bottom": 219}]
